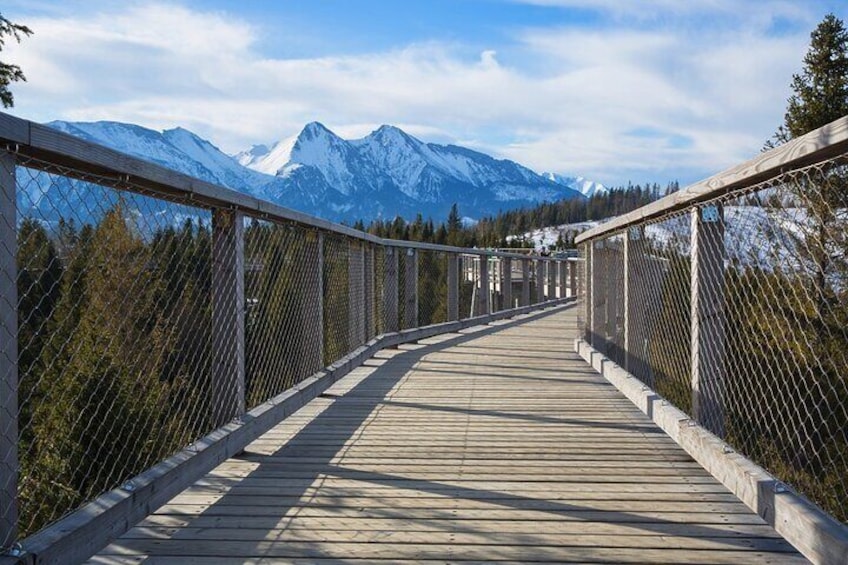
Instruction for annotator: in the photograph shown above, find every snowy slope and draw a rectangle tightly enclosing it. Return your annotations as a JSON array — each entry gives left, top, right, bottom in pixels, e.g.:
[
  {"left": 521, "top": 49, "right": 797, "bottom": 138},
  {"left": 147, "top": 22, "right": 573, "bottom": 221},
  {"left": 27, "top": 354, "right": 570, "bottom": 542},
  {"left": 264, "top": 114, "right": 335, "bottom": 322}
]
[
  {"left": 42, "top": 120, "right": 591, "bottom": 224},
  {"left": 48, "top": 121, "right": 272, "bottom": 197},
  {"left": 543, "top": 173, "right": 607, "bottom": 198}
]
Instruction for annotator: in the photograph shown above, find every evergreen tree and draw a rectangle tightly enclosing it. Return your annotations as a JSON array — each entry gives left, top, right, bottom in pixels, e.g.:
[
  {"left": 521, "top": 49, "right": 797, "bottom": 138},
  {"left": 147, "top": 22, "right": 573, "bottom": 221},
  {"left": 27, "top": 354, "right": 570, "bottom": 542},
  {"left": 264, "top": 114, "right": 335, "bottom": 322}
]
[
  {"left": 773, "top": 13, "right": 848, "bottom": 144},
  {"left": 0, "top": 13, "right": 32, "bottom": 107}
]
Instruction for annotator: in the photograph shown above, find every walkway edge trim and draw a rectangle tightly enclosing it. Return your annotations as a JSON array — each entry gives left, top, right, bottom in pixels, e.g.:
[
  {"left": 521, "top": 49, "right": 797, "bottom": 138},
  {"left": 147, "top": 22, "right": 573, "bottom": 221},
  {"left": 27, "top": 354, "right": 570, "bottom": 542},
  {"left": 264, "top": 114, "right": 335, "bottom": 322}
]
[{"left": 575, "top": 338, "right": 848, "bottom": 565}]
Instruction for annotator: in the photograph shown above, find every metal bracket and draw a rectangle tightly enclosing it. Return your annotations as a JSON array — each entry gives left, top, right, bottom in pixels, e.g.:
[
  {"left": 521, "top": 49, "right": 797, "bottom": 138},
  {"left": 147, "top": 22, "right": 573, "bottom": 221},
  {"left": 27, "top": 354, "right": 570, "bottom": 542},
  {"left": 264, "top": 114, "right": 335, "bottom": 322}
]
[{"left": 701, "top": 204, "right": 720, "bottom": 223}]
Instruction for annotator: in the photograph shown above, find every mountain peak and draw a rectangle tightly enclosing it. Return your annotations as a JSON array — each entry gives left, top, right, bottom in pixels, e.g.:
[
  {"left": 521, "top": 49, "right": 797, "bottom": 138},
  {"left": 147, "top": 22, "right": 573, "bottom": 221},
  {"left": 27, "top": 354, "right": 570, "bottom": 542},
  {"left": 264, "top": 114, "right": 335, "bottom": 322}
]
[{"left": 299, "top": 121, "right": 335, "bottom": 140}]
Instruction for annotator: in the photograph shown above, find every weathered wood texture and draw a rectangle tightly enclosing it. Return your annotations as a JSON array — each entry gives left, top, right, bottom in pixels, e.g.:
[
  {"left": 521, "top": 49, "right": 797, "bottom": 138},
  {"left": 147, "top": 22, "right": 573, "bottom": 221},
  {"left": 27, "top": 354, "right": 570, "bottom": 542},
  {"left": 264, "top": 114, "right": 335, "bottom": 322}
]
[
  {"left": 211, "top": 209, "right": 245, "bottom": 422},
  {"left": 535, "top": 260, "right": 545, "bottom": 303},
  {"left": 691, "top": 205, "right": 726, "bottom": 437},
  {"left": 92, "top": 308, "right": 802, "bottom": 564},
  {"left": 0, "top": 151, "right": 17, "bottom": 550},
  {"left": 576, "top": 114, "right": 848, "bottom": 244},
  {"left": 576, "top": 339, "right": 846, "bottom": 565},
  {"left": 521, "top": 259, "right": 531, "bottom": 307},
  {"left": 476, "top": 256, "right": 490, "bottom": 316}
]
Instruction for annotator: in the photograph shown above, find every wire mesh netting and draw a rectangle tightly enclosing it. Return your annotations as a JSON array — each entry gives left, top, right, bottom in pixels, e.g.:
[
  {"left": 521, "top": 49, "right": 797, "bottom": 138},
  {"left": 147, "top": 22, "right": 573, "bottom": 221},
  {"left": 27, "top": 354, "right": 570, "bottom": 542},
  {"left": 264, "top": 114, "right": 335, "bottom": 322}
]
[
  {"left": 580, "top": 152, "right": 848, "bottom": 524},
  {"left": 417, "top": 250, "right": 448, "bottom": 326},
  {"left": 1, "top": 149, "right": 574, "bottom": 549},
  {"left": 243, "top": 219, "right": 323, "bottom": 408},
  {"left": 13, "top": 158, "right": 223, "bottom": 538}
]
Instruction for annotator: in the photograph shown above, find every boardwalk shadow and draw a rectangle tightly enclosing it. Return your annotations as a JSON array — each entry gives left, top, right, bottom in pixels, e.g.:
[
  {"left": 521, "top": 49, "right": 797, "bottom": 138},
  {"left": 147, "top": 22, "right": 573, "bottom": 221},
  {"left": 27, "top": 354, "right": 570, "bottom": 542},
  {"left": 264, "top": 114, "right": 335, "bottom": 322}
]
[{"left": 124, "top": 305, "right": 795, "bottom": 561}]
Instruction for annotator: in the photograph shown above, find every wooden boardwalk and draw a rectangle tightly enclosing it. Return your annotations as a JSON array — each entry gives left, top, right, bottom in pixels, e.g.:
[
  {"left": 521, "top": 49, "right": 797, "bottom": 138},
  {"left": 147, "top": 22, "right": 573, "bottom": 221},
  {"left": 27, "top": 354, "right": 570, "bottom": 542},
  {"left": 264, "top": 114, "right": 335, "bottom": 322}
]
[{"left": 91, "top": 306, "right": 803, "bottom": 564}]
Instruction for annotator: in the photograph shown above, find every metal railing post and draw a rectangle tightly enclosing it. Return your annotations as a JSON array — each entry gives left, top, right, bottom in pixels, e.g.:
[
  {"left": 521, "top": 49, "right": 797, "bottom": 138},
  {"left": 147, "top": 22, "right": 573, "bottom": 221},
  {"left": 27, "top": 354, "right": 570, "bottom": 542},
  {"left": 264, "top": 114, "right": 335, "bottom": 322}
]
[
  {"left": 502, "top": 257, "right": 513, "bottom": 309},
  {"left": 0, "top": 151, "right": 18, "bottom": 550},
  {"left": 211, "top": 209, "right": 245, "bottom": 424},
  {"left": 447, "top": 253, "right": 459, "bottom": 321},
  {"left": 404, "top": 248, "right": 418, "bottom": 329},
  {"left": 691, "top": 204, "right": 726, "bottom": 437},
  {"left": 535, "top": 259, "right": 545, "bottom": 303},
  {"left": 384, "top": 247, "right": 398, "bottom": 332},
  {"left": 521, "top": 258, "right": 531, "bottom": 306}
]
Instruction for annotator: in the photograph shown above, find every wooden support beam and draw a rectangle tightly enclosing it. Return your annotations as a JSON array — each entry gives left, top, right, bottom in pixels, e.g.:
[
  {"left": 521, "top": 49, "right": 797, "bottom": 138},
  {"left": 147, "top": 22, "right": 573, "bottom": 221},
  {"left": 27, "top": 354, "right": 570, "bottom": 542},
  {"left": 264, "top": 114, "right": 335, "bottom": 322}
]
[
  {"left": 587, "top": 243, "right": 596, "bottom": 347},
  {"left": 447, "top": 253, "right": 459, "bottom": 321},
  {"left": 521, "top": 259, "right": 531, "bottom": 307},
  {"left": 502, "top": 257, "right": 513, "bottom": 310},
  {"left": 383, "top": 247, "right": 398, "bottom": 333},
  {"left": 535, "top": 260, "right": 545, "bottom": 303},
  {"left": 364, "top": 245, "right": 374, "bottom": 340},
  {"left": 477, "top": 255, "right": 490, "bottom": 316},
  {"left": 557, "top": 260, "right": 568, "bottom": 299},
  {"left": 0, "top": 151, "right": 17, "bottom": 551},
  {"left": 404, "top": 248, "right": 418, "bottom": 329},
  {"left": 547, "top": 260, "right": 557, "bottom": 301},
  {"left": 569, "top": 259, "right": 578, "bottom": 298},
  {"left": 623, "top": 229, "right": 646, "bottom": 375},
  {"left": 211, "top": 209, "right": 245, "bottom": 425},
  {"left": 691, "top": 204, "right": 726, "bottom": 438}
]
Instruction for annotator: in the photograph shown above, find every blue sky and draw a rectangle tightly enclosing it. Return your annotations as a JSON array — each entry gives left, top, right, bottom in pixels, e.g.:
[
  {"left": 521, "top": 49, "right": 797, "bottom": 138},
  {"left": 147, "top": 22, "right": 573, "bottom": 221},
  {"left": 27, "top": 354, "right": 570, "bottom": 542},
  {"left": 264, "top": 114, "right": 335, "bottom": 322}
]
[{"left": 5, "top": 0, "right": 848, "bottom": 187}]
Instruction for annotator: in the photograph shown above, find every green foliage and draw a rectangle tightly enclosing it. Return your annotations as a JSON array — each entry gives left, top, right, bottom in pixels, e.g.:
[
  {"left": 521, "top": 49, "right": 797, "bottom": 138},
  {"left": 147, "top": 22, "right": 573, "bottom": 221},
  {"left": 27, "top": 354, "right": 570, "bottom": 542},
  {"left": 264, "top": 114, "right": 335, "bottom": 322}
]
[
  {"left": 0, "top": 13, "right": 32, "bottom": 108},
  {"left": 365, "top": 183, "right": 670, "bottom": 249},
  {"left": 774, "top": 13, "right": 848, "bottom": 144}
]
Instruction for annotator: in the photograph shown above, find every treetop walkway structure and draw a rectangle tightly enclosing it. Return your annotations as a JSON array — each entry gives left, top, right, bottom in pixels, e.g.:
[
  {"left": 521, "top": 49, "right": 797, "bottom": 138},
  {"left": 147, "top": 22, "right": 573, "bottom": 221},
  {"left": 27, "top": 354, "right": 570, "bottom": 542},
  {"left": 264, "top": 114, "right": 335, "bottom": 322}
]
[{"left": 0, "top": 111, "right": 847, "bottom": 563}]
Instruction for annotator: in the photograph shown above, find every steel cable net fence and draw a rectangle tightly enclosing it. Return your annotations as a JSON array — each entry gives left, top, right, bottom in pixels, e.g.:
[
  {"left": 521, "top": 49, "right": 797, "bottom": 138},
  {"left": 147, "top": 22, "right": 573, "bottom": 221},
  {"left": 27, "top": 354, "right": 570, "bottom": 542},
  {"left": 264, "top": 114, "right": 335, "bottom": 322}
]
[
  {"left": 9, "top": 157, "right": 226, "bottom": 538},
  {"left": 581, "top": 153, "right": 848, "bottom": 524},
  {"left": 242, "top": 218, "right": 323, "bottom": 408},
  {"left": 322, "top": 234, "right": 353, "bottom": 364},
  {"left": 417, "top": 250, "right": 448, "bottom": 326}
]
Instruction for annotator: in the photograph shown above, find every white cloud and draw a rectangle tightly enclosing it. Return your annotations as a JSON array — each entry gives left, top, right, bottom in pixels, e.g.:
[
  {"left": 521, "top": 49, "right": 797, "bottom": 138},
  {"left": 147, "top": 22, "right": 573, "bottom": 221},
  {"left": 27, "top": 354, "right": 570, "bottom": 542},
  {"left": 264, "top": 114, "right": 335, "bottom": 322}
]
[{"left": 4, "top": 1, "right": 825, "bottom": 186}]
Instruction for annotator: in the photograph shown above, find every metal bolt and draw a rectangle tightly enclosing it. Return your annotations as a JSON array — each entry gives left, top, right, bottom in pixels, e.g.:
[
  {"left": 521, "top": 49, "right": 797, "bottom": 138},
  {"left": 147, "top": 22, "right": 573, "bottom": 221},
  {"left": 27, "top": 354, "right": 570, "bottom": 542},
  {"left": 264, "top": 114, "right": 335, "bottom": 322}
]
[{"left": 121, "top": 480, "right": 136, "bottom": 493}]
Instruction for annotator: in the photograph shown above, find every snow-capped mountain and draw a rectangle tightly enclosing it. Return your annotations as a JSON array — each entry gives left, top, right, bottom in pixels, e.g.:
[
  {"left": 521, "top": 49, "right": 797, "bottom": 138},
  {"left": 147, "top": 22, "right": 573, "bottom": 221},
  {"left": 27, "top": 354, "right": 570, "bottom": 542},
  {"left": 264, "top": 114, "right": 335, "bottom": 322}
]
[
  {"left": 37, "top": 120, "right": 590, "bottom": 224},
  {"left": 543, "top": 173, "right": 607, "bottom": 198}
]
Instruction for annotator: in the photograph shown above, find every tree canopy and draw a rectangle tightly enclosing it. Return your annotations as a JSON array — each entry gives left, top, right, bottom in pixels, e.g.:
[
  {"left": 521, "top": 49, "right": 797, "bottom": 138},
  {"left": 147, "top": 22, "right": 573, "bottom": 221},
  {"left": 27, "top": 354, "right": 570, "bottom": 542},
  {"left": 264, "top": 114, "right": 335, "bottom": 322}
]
[
  {"left": 0, "top": 12, "right": 32, "bottom": 108},
  {"left": 772, "top": 13, "right": 848, "bottom": 144}
]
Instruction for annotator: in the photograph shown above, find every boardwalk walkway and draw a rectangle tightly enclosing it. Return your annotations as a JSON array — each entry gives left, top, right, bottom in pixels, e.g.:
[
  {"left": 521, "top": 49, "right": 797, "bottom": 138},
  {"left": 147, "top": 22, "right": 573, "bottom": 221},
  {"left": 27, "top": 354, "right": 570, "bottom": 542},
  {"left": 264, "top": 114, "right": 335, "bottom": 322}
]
[{"left": 92, "top": 306, "right": 803, "bottom": 564}]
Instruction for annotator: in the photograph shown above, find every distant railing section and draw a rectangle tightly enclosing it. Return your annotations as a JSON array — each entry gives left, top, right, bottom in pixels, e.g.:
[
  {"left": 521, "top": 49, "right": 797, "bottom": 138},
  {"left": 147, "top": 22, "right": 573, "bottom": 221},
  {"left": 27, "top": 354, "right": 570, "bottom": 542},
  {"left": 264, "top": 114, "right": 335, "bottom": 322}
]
[
  {"left": 576, "top": 115, "right": 848, "bottom": 526},
  {"left": 0, "top": 112, "right": 576, "bottom": 554}
]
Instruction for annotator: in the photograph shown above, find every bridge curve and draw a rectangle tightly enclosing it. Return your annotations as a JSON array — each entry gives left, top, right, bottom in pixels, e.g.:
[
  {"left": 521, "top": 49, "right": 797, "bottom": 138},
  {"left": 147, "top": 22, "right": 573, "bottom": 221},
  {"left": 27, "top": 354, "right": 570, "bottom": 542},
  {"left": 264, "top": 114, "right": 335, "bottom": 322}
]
[{"left": 92, "top": 306, "right": 801, "bottom": 563}]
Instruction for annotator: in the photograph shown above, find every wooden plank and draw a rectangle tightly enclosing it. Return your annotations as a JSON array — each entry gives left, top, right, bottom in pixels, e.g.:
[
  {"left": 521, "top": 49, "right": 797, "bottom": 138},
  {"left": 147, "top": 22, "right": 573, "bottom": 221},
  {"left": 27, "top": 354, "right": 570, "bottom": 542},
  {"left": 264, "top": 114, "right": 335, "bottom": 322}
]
[
  {"left": 88, "top": 307, "right": 801, "bottom": 564},
  {"left": 577, "top": 337, "right": 847, "bottom": 565},
  {"left": 92, "top": 540, "right": 804, "bottom": 562},
  {"left": 576, "top": 113, "right": 848, "bottom": 244}
]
